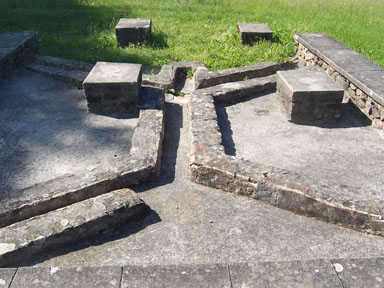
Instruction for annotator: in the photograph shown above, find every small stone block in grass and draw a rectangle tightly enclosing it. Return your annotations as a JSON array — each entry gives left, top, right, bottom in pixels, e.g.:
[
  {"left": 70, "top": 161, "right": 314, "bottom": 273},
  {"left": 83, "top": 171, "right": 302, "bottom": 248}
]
[
  {"left": 116, "top": 18, "right": 151, "bottom": 46},
  {"left": 237, "top": 23, "right": 273, "bottom": 44},
  {"left": 83, "top": 61, "right": 142, "bottom": 113},
  {"left": 277, "top": 70, "right": 344, "bottom": 123}
]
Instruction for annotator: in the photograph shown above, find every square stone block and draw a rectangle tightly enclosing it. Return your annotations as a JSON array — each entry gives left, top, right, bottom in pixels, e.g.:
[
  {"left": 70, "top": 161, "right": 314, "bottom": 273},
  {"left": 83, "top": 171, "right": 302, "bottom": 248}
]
[
  {"left": 83, "top": 62, "right": 142, "bottom": 113},
  {"left": 277, "top": 70, "right": 344, "bottom": 122},
  {"left": 116, "top": 18, "right": 151, "bottom": 46},
  {"left": 237, "top": 23, "right": 273, "bottom": 44}
]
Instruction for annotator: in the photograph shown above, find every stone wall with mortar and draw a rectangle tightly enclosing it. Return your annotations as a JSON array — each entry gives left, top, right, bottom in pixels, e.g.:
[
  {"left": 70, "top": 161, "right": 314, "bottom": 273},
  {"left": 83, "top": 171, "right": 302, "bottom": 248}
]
[{"left": 295, "top": 42, "right": 384, "bottom": 133}]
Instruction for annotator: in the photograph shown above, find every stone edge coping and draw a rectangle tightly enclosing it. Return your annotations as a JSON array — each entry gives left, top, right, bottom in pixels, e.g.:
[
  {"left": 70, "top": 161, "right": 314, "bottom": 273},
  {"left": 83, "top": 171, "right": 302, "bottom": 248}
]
[
  {"left": 0, "top": 31, "right": 38, "bottom": 81},
  {"left": 0, "top": 87, "right": 164, "bottom": 229},
  {"left": 188, "top": 70, "right": 384, "bottom": 236},
  {"left": 2, "top": 257, "right": 384, "bottom": 287},
  {"left": 32, "top": 55, "right": 94, "bottom": 72},
  {"left": 194, "top": 62, "right": 280, "bottom": 89},
  {"left": 294, "top": 33, "right": 384, "bottom": 106},
  {"left": 116, "top": 18, "right": 152, "bottom": 29},
  {"left": 142, "top": 61, "right": 206, "bottom": 90},
  {"left": 0, "top": 189, "right": 150, "bottom": 268}
]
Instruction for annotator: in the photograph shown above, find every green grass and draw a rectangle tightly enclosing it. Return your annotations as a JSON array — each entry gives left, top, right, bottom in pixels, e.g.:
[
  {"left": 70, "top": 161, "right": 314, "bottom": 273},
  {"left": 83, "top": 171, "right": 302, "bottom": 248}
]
[{"left": 0, "top": 0, "right": 383, "bottom": 70}]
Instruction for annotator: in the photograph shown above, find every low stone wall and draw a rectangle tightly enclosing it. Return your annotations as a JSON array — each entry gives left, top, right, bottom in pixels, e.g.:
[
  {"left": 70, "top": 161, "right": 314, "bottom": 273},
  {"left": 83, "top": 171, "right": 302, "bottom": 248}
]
[
  {"left": 0, "top": 31, "right": 38, "bottom": 83},
  {"left": 189, "top": 64, "right": 384, "bottom": 236},
  {"left": 294, "top": 34, "right": 384, "bottom": 132}
]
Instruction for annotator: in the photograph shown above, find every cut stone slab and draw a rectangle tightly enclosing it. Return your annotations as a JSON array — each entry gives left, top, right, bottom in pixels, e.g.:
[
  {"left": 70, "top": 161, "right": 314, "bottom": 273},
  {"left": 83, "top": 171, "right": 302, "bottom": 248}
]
[
  {"left": 332, "top": 258, "right": 384, "bottom": 288},
  {"left": 121, "top": 264, "right": 231, "bottom": 288},
  {"left": 229, "top": 260, "right": 341, "bottom": 288},
  {"left": 0, "top": 188, "right": 149, "bottom": 267},
  {"left": 237, "top": 23, "right": 273, "bottom": 44},
  {"left": 83, "top": 62, "right": 142, "bottom": 113},
  {"left": 116, "top": 18, "right": 151, "bottom": 46},
  {"left": 277, "top": 70, "right": 344, "bottom": 122},
  {"left": 11, "top": 266, "right": 122, "bottom": 288}
]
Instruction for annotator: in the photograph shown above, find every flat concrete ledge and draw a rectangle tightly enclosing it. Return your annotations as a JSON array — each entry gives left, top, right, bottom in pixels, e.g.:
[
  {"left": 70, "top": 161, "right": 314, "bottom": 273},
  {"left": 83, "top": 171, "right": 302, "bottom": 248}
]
[
  {"left": 0, "top": 188, "right": 149, "bottom": 267},
  {"left": 0, "top": 31, "right": 38, "bottom": 83},
  {"left": 237, "top": 23, "right": 273, "bottom": 44},
  {"left": 294, "top": 33, "right": 384, "bottom": 131},
  {"left": 189, "top": 66, "right": 384, "bottom": 236}
]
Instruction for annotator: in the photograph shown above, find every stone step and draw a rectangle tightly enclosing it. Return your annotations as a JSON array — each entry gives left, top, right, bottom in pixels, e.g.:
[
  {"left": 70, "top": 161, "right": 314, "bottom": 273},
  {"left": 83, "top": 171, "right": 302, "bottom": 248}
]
[
  {"left": 33, "top": 55, "right": 94, "bottom": 72},
  {"left": 198, "top": 74, "right": 276, "bottom": 102},
  {"left": 0, "top": 188, "right": 149, "bottom": 267},
  {"left": 26, "top": 63, "right": 89, "bottom": 88},
  {"left": 1, "top": 258, "right": 383, "bottom": 287},
  {"left": 0, "top": 31, "right": 38, "bottom": 83},
  {"left": 194, "top": 62, "right": 280, "bottom": 89}
]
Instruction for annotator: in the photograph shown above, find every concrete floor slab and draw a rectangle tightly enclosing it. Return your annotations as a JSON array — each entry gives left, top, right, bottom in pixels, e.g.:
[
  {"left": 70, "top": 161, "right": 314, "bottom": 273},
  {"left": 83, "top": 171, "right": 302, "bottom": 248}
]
[
  {"left": 332, "top": 258, "right": 384, "bottom": 288},
  {"left": 121, "top": 264, "right": 230, "bottom": 288},
  {"left": 216, "top": 92, "right": 384, "bottom": 193},
  {"left": 11, "top": 266, "right": 121, "bottom": 288},
  {"left": 229, "top": 260, "right": 341, "bottom": 288},
  {"left": 0, "top": 70, "right": 137, "bottom": 222}
]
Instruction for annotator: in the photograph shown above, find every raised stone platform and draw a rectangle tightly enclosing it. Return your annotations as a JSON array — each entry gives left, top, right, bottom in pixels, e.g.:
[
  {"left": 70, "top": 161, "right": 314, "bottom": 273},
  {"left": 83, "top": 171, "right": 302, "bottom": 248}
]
[
  {"left": 294, "top": 33, "right": 384, "bottom": 133},
  {"left": 0, "top": 31, "right": 38, "bottom": 83},
  {"left": 116, "top": 18, "right": 151, "bottom": 46},
  {"left": 277, "top": 70, "right": 344, "bottom": 122},
  {"left": 237, "top": 23, "right": 273, "bottom": 44},
  {"left": 189, "top": 64, "right": 384, "bottom": 236},
  {"left": 83, "top": 62, "right": 142, "bottom": 113},
  {"left": 0, "top": 69, "right": 164, "bottom": 228}
]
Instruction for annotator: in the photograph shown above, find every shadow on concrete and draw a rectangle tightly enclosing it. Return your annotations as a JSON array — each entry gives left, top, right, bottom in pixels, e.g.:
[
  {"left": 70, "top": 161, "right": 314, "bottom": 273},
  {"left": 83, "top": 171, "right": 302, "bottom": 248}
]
[
  {"left": 215, "top": 103, "right": 236, "bottom": 156},
  {"left": 135, "top": 102, "right": 183, "bottom": 192},
  {"left": 14, "top": 208, "right": 162, "bottom": 267},
  {"left": 297, "top": 102, "right": 372, "bottom": 129},
  {"left": 0, "top": 70, "right": 137, "bottom": 210}
]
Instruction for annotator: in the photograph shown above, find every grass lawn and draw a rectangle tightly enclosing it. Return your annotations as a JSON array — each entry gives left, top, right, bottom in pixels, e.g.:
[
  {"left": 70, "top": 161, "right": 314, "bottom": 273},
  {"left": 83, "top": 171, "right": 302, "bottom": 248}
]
[{"left": 0, "top": 0, "right": 383, "bottom": 70}]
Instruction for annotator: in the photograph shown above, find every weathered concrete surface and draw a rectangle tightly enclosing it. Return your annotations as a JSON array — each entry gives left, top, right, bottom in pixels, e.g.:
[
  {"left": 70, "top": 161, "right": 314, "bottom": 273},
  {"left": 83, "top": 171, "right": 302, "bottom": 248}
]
[
  {"left": 195, "top": 62, "right": 280, "bottom": 89},
  {"left": 0, "top": 188, "right": 148, "bottom": 267},
  {"left": 217, "top": 91, "right": 383, "bottom": 197},
  {"left": 332, "top": 258, "right": 384, "bottom": 288},
  {"left": 115, "top": 18, "right": 151, "bottom": 46},
  {"left": 230, "top": 260, "right": 341, "bottom": 288},
  {"left": 0, "top": 70, "right": 164, "bottom": 227},
  {"left": 121, "top": 264, "right": 231, "bottom": 288},
  {"left": 18, "top": 98, "right": 384, "bottom": 268},
  {"left": 11, "top": 266, "right": 122, "bottom": 288},
  {"left": 237, "top": 23, "right": 273, "bottom": 44},
  {"left": 0, "top": 268, "right": 16, "bottom": 287},
  {"left": 277, "top": 70, "right": 344, "bottom": 122},
  {"left": 83, "top": 62, "right": 142, "bottom": 113}
]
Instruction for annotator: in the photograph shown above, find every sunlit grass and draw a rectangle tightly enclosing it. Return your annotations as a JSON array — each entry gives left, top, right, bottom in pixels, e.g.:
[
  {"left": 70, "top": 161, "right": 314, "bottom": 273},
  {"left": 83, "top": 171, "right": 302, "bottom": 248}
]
[{"left": 0, "top": 0, "right": 383, "bottom": 70}]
